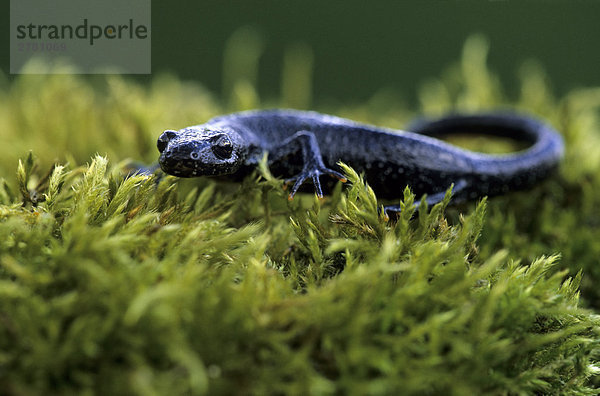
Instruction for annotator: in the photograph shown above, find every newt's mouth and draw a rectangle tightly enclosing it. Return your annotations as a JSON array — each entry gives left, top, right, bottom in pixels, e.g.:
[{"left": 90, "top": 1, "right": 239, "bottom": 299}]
[
  {"left": 159, "top": 149, "right": 238, "bottom": 178},
  {"left": 158, "top": 156, "right": 197, "bottom": 177},
  {"left": 158, "top": 139, "right": 212, "bottom": 177}
]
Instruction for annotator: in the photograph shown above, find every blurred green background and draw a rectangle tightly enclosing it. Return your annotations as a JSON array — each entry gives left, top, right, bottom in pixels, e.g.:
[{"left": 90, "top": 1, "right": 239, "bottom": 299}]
[{"left": 3, "top": 1, "right": 600, "bottom": 104}]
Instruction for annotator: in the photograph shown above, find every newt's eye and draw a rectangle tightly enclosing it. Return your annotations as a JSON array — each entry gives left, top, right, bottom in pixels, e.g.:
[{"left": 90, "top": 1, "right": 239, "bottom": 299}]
[{"left": 211, "top": 135, "right": 233, "bottom": 159}]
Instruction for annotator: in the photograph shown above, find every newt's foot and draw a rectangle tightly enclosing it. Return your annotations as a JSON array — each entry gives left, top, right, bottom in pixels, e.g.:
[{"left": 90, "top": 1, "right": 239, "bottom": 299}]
[
  {"left": 123, "top": 161, "right": 160, "bottom": 177},
  {"left": 285, "top": 167, "right": 346, "bottom": 200}
]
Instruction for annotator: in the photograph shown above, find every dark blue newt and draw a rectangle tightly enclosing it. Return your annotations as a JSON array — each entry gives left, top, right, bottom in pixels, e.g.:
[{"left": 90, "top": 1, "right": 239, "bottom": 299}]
[{"left": 155, "top": 109, "right": 564, "bottom": 213}]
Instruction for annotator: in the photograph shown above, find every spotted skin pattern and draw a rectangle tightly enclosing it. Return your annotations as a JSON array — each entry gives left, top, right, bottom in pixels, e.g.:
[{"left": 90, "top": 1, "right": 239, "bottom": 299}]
[{"left": 157, "top": 109, "right": 564, "bottom": 213}]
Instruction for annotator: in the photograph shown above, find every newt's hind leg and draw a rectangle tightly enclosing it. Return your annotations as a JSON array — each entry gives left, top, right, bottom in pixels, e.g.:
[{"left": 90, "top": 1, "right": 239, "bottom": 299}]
[
  {"left": 383, "top": 179, "right": 468, "bottom": 215},
  {"left": 272, "top": 130, "right": 347, "bottom": 199}
]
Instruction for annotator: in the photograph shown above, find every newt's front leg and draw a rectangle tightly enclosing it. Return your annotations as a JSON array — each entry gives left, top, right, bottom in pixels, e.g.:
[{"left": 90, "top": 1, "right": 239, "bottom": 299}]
[{"left": 270, "top": 131, "right": 346, "bottom": 199}]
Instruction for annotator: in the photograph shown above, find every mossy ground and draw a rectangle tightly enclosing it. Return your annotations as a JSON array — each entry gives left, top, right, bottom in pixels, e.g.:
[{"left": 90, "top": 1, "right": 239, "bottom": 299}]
[{"left": 2, "top": 37, "right": 600, "bottom": 395}]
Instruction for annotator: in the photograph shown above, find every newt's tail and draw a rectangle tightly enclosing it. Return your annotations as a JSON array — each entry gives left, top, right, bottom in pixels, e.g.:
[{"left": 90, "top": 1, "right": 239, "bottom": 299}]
[{"left": 408, "top": 112, "right": 564, "bottom": 193}]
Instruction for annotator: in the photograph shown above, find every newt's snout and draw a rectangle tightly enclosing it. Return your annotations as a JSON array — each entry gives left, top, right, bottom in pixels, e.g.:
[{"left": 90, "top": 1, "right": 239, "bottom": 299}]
[{"left": 157, "top": 130, "right": 178, "bottom": 153}]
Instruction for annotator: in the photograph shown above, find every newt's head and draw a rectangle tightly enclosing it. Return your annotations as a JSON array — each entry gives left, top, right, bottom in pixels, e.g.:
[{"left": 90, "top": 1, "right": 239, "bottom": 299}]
[{"left": 157, "top": 126, "right": 247, "bottom": 177}]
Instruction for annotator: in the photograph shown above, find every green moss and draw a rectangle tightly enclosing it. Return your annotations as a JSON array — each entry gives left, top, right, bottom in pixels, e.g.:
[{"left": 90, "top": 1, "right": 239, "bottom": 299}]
[{"left": 1, "top": 36, "right": 600, "bottom": 394}]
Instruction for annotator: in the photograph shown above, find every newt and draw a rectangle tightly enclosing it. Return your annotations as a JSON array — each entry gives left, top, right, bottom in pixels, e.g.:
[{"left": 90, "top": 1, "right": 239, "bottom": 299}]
[{"left": 156, "top": 109, "right": 564, "bottom": 213}]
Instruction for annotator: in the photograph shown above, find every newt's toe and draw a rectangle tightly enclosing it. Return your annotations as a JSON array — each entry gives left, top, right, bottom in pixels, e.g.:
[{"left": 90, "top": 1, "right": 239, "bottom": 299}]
[{"left": 327, "top": 169, "right": 347, "bottom": 183}]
